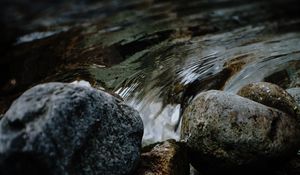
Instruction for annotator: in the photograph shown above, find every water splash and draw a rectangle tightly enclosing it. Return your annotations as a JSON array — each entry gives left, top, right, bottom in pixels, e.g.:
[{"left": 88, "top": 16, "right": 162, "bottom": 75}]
[
  {"left": 3, "top": 0, "right": 300, "bottom": 145},
  {"left": 108, "top": 26, "right": 300, "bottom": 145}
]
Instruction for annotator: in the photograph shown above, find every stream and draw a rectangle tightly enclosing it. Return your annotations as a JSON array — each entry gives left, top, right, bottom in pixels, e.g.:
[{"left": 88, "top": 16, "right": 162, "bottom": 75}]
[{"left": 1, "top": 0, "right": 300, "bottom": 145}]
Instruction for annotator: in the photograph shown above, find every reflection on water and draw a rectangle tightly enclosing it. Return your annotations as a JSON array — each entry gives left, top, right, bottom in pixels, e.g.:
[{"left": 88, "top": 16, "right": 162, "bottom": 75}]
[
  {"left": 15, "top": 28, "right": 69, "bottom": 44},
  {"left": 2, "top": 0, "right": 300, "bottom": 145},
  {"left": 87, "top": 1, "right": 300, "bottom": 145},
  {"left": 108, "top": 27, "right": 300, "bottom": 144}
]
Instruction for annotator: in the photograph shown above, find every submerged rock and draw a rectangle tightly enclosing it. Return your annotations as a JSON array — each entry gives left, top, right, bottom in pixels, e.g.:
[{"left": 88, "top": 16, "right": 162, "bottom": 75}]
[
  {"left": 181, "top": 90, "right": 300, "bottom": 173},
  {"left": 135, "top": 139, "right": 189, "bottom": 175},
  {"left": 0, "top": 82, "right": 143, "bottom": 175},
  {"left": 237, "top": 82, "right": 299, "bottom": 117},
  {"left": 264, "top": 70, "right": 292, "bottom": 89},
  {"left": 264, "top": 61, "right": 300, "bottom": 89}
]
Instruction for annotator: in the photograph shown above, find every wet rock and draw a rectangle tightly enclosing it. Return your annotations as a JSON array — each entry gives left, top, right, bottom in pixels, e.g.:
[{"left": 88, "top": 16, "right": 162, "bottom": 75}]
[
  {"left": 287, "top": 88, "right": 300, "bottom": 106},
  {"left": 264, "top": 61, "right": 300, "bottom": 89},
  {"left": 0, "top": 82, "right": 143, "bottom": 175},
  {"left": 135, "top": 139, "right": 189, "bottom": 175},
  {"left": 264, "top": 70, "right": 291, "bottom": 89},
  {"left": 223, "top": 53, "right": 254, "bottom": 77},
  {"left": 179, "top": 69, "right": 232, "bottom": 128},
  {"left": 237, "top": 82, "right": 299, "bottom": 117},
  {"left": 181, "top": 90, "right": 300, "bottom": 173}
]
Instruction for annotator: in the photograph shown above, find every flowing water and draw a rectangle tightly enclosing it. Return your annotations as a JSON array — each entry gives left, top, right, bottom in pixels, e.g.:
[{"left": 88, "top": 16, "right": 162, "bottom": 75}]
[
  {"left": 110, "top": 29, "right": 300, "bottom": 145},
  {"left": 86, "top": 0, "right": 300, "bottom": 145},
  {"left": 2, "top": 0, "right": 300, "bottom": 145}
]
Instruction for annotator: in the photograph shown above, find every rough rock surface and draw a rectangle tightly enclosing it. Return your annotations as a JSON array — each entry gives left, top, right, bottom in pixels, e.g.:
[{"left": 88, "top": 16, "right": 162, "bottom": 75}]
[
  {"left": 181, "top": 90, "right": 300, "bottom": 173},
  {"left": 0, "top": 82, "right": 144, "bottom": 175},
  {"left": 287, "top": 88, "right": 300, "bottom": 106},
  {"left": 237, "top": 82, "right": 299, "bottom": 117},
  {"left": 135, "top": 139, "right": 189, "bottom": 175}
]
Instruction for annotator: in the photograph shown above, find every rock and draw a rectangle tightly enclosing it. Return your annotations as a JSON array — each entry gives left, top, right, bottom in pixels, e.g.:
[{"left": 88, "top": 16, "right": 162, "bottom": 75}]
[
  {"left": 287, "top": 88, "right": 300, "bottom": 106},
  {"left": 237, "top": 82, "right": 299, "bottom": 117},
  {"left": 264, "top": 70, "right": 292, "bottom": 89},
  {"left": 181, "top": 90, "right": 300, "bottom": 173},
  {"left": 0, "top": 82, "right": 144, "bottom": 175},
  {"left": 223, "top": 54, "right": 254, "bottom": 77},
  {"left": 135, "top": 139, "right": 189, "bottom": 175},
  {"left": 273, "top": 155, "right": 300, "bottom": 175},
  {"left": 264, "top": 61, "right": 300, "bottom": 89}
]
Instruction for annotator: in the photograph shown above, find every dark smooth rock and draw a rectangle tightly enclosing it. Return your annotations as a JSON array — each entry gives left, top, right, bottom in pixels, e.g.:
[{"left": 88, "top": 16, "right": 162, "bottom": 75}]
[
  {"left": 181, "top": 90, "right": 300, "bottom": 173},
  {"left": 264, "top": 70, "right": 292, "bottom": 89},
  {"left": 237, "top": 82, "right": 299, "bottom": 117},
  {"left": 135, "top": 139, "right": 189, "bottom": 175},
  {"left": 264, "top": 61, "right": 300, "bottom": 89},
  {"left": 0, "top": 82, "right": 143, "bottom": 175}
]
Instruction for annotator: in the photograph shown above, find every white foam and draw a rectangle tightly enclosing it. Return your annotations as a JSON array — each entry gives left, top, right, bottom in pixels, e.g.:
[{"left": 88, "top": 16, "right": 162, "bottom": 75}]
[{"left": 70, "top": 80, "right": 91, "bottom": 87}]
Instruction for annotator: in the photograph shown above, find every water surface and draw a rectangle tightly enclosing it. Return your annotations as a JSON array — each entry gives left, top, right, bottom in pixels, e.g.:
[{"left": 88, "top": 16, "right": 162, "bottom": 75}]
[{"left": 2, "top": 0, "right": 300, "bottom": 145}]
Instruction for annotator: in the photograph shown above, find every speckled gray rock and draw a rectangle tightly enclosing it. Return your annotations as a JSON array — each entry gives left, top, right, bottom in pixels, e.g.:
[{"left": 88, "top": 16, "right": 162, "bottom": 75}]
[
  {"left": 237, "top": 82, "right": 299, "bottom": 117},
  {"left": 0, "top": 82, "right": 143, "bottom": 175},
  {"left": 181, "top": 90, "right": 300, "bottom": 173},
  {"left": 287, "top": 88, "right": 300, "bottom": 106}
]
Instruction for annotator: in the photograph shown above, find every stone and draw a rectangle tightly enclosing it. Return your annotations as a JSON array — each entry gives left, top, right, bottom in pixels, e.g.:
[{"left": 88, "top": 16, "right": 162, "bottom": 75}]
[
  {"left": 287, "top": 88, "right": 300, "bottom": 106},
  {"left": 237, "top": 82, "right": 300, "bottom": 117},
  {"left": 223, "top": 54, "right": 254, "bottom": 77},
  {"left": 181, "top": 90, "right": 300, "bottom": 173},
  {"left": 264, "top": 70, "right": 291, "bottom": 89},
  {"left": 264, "top": 61, "right": 300, "bottom": 89},
  {"left": 0, "top": 82, "right": 144, "bottom": 175},
  {"left": 134, "top": 139, "right": 189, "bottom": 175},
  {"left": 273, "top": 155, "right": 300, "bottom": 175}
]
